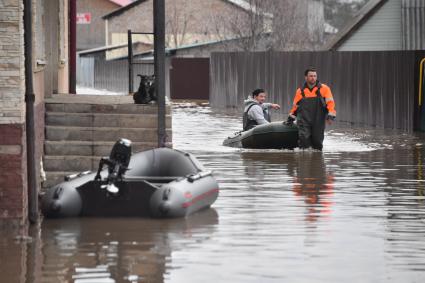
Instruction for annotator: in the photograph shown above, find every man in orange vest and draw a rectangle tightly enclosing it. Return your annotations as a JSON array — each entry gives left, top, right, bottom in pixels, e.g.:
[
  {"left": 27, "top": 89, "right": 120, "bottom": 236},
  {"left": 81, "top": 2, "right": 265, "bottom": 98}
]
[{"left": 286, "top": 67, "right": 336, "bottom": 151}]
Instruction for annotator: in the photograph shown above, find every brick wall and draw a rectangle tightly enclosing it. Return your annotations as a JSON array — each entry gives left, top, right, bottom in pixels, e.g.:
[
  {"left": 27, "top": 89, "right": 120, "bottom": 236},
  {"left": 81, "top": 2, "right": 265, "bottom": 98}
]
[
  {"left": 0, "top": 0, "right": 25, "bottom": 124},
  {"left": 0, "top": 124, "right": 27, "bottom": 219},
  {"left": 0, "top": 0, "right": 27, "bottom": 220}
]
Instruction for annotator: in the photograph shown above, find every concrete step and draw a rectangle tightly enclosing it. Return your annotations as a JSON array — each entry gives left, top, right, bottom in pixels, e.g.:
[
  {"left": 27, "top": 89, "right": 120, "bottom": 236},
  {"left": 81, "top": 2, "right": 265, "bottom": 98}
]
[
  {"left": 44, "top": 140, "right": 158, "bottom": 156},
  {"left": 43, "top": 96, "right": 173, "bottom": 188},
  {"left": 45, "top": 126, "right": 172, "bottom": 142},
  {"left": 44, "top": 155, "right": 99, "bottom": 172},
  {"left": 45, "top": 112, "right": 172, "bottom": 128},
  {"left": 46, "top": 102, "right": 171, "bottom": 115}
]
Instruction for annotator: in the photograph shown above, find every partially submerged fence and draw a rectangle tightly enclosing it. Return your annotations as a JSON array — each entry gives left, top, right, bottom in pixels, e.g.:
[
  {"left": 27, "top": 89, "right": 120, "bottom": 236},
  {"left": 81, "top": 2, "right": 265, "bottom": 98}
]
[{"left": 210, "top": 51, "right": 425, "bottom": 131}]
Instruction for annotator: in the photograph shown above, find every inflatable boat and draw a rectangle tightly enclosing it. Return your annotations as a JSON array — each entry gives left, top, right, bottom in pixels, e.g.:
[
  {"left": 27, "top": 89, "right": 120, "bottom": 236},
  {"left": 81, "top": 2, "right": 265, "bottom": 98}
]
[
  {"left": 41, "top": 139, "right": 219, "bottom": 218},
  {"left": 223, "top": 122, "right": 299, "bottom": 149}
]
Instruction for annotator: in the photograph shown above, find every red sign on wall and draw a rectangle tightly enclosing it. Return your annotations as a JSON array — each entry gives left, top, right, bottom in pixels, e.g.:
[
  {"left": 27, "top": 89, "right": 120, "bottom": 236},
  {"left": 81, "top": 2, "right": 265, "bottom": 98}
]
[{"left": 77, "top": 13, "right": 91, "bottom": 24}]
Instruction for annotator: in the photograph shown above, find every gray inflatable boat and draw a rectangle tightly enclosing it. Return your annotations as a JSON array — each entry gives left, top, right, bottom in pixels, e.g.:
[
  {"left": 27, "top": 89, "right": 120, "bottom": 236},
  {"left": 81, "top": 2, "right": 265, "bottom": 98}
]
[
  {"left": 41, "top": 139, "right": 219, "bottom": 218},
  {"left": 223, "top": 122, "right": 299, "bottom": 149}
]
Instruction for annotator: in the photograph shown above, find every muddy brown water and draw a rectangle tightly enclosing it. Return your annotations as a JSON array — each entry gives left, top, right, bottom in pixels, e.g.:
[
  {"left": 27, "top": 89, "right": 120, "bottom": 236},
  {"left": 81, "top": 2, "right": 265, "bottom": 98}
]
[{"left": 1, "top": 106, "right": 425, "bottom": 282}]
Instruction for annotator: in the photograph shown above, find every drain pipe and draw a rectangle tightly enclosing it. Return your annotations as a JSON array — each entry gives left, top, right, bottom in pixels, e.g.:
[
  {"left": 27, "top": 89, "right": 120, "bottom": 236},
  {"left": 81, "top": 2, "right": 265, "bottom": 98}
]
[{"left": 23, "top": 0, "right": 38, "bottom": 223}]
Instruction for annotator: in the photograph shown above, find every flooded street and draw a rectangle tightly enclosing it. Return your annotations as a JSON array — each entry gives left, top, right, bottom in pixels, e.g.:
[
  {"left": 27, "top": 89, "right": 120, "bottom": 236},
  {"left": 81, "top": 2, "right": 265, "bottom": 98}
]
[{"left": 2, "top": 105, "right": 425, "bottom": 282}]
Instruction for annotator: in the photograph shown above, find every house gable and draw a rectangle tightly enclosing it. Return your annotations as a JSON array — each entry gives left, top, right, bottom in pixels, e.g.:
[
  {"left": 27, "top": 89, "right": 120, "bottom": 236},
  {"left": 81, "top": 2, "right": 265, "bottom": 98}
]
[{"left": 337, "top": 0, "right": 401, "bottom": 51}]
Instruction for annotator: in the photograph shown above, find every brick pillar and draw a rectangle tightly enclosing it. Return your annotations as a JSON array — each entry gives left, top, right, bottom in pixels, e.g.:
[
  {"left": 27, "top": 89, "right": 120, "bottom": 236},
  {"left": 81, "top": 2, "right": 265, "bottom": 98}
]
[{"left": 0, "top": 0, "right": 28, "bottom": 222}]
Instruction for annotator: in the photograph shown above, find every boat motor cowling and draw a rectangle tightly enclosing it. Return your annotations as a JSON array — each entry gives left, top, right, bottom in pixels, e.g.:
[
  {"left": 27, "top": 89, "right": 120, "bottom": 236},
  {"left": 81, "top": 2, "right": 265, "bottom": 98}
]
[{"left": 95, "top": 138, "right": 132, "bottom": 193}]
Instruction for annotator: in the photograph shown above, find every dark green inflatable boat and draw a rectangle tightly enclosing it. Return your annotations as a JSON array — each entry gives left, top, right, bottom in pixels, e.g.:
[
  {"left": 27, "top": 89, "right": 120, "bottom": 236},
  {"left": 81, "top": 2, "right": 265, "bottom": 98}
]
[{"left": 223, "top": 122, "right": 299, "bottom": 149}]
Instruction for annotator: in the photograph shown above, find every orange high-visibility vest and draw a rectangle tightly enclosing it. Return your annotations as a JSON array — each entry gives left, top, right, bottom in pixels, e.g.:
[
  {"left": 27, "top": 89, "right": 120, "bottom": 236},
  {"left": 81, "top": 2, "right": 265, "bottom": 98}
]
[{"left": 290, "top": 83, "right": 336, "bottom": 116}]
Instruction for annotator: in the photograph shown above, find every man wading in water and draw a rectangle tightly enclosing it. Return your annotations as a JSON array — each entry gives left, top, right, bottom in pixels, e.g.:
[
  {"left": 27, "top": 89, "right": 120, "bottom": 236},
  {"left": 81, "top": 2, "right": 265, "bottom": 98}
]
[
  {"left": 286, "top": 68, "right": 336, "bottom": 151},
  {"left": 243, "top": 89, "right": 281, "bottom": 131}
]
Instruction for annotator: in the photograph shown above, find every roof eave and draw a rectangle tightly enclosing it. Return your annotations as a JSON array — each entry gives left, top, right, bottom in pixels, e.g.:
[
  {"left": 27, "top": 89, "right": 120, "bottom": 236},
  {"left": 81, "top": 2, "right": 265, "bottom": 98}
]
[{"left": 102, "top": 0, "right": 146, "bottom": 20}]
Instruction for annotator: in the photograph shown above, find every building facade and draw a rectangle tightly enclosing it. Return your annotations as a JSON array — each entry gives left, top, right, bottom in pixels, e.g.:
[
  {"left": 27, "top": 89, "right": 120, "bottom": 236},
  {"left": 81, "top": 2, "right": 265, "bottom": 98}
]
[
  {"left": 0, "top": 0, "right": 69, "bottom": 223},
  {"left": 103, "top": 0, "right": 251, "bottom": 49},
  {"left": 77, "top": 0, "right": 131, "bottom": 51}
]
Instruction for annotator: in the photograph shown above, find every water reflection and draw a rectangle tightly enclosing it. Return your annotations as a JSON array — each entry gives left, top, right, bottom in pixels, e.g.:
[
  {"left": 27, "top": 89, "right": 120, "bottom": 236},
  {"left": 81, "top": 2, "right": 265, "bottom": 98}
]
[
  {"left": 414, "top": 146, "right": 425, "bottom": 202},
  {"left": 170, "top": 107, "right": 425, "bottom": 282},
  {"left": 239, "top": 152, "right": 334, "bottom": 223},
  {"left": 290, "top": 153, "right": 334, "bottom": 223},
  {"left": 33, "top": 209, "right": 217, "bottom": 282},
  {"left": 384, "top": 146, "right": 425, "bottom": 278},
  {"left": 0, "top": 224, "right": 30, "bottom": 283}
]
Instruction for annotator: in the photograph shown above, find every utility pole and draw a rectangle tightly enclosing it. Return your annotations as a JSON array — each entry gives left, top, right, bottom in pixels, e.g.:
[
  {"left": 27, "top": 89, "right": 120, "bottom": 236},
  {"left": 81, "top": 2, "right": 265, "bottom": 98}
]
[
  {"left": 127, "top": 30, "right": 134, "bottom": 94},
  {"left": 154, "top": 0, "right": 167, "bottom": 147}
]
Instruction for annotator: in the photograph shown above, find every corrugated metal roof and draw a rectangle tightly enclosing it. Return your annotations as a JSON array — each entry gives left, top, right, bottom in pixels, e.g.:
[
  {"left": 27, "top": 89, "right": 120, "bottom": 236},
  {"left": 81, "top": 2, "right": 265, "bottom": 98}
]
[
  {"left": 402, "top": 0, "right": 425, "bottom": 50},
  {"left": 107, "top": 37, "right": 244, "bottom": 61},
  {"left": 77, "top": 41, "right": 151, "bottom": 56}
]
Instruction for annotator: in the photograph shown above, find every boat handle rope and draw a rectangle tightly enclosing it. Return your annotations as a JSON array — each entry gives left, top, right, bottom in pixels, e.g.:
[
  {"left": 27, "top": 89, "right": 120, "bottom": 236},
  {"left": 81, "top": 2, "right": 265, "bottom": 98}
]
[
  {"left": 187, "top": 171, "right": 212, "bottom": 182},
  {"left": 65, "top": 171, "right": 92, "bottom": 181}
]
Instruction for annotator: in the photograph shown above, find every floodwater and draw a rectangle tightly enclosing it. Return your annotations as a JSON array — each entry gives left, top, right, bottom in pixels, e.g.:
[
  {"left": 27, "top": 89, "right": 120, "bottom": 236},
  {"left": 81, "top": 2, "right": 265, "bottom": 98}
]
[{"left": 2, "top": 105, "right": 425, "bottom": 283}]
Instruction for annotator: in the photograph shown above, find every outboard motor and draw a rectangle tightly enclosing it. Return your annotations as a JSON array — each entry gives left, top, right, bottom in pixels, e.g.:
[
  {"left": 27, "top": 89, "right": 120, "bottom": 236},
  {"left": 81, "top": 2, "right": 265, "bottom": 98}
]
[{"left": 95, "top": 138, "right": 132, "bottom": 194}]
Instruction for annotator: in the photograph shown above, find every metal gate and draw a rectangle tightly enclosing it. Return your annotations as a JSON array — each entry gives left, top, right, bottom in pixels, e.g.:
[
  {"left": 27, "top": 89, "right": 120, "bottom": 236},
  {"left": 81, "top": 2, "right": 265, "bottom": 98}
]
[{"left": 170, "top": 58, "right": 210, "bottom": 100}]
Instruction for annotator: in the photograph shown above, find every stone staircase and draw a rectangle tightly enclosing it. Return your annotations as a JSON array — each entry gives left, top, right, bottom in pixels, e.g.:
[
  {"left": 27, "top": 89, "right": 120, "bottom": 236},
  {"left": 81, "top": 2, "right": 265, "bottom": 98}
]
[{"left": 43, "top": 95, "right": 172, "bottom": 188}]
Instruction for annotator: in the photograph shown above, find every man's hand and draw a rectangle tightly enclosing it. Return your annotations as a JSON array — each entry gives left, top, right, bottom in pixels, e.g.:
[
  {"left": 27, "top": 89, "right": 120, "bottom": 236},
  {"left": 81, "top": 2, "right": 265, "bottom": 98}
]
[
  {"left": 284, "top": 115, "right": 295, "bottom": 125},
  {"left": 271, "top": 104, "right": 280, "bottom": 110},
  {"left": 326, "top": 114, "right": 336, "bottom": 125}
]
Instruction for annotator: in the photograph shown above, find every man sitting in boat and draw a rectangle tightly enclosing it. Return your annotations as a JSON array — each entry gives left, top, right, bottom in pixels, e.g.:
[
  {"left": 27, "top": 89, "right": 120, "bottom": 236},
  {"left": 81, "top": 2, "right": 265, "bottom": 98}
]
[{"left": 243, "top": 88, "right": 281, "bottom": 131}]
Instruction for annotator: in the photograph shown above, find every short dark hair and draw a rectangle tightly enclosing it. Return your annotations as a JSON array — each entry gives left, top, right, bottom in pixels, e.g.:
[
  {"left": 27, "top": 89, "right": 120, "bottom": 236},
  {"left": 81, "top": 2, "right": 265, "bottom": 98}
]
[
  {"left": 252, "top": 88, "right": 265, "bottom": 97},
  {"left": 304, "top": 67, "right": 317, "bottom": 76}
]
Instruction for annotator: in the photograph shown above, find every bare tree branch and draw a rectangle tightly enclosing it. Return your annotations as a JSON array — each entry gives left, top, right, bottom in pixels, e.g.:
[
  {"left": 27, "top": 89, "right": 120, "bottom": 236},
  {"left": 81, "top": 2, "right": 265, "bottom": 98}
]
[
  {"left": 166, "top": 1, "right": 194, "bottom": 48},
  {"left": 210, "top": 0, "right": 327, "bottom": 51}
]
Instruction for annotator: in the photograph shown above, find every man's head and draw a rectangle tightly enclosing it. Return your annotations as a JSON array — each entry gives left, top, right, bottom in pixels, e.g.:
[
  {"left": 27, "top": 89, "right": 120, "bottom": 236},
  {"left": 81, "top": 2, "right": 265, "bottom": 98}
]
[
  {"left": 252, "top": 88, "right": 266, "bottom": 104},
  {"left": 304, "top": 67, "right": 318, "bottom": 86}
]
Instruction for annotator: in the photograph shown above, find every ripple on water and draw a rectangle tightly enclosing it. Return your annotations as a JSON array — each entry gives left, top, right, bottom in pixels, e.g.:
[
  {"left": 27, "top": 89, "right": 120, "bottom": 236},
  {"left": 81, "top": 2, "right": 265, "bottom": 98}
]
[{"left": 3, "top": 105, "right": 425, "bottom": 283}]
